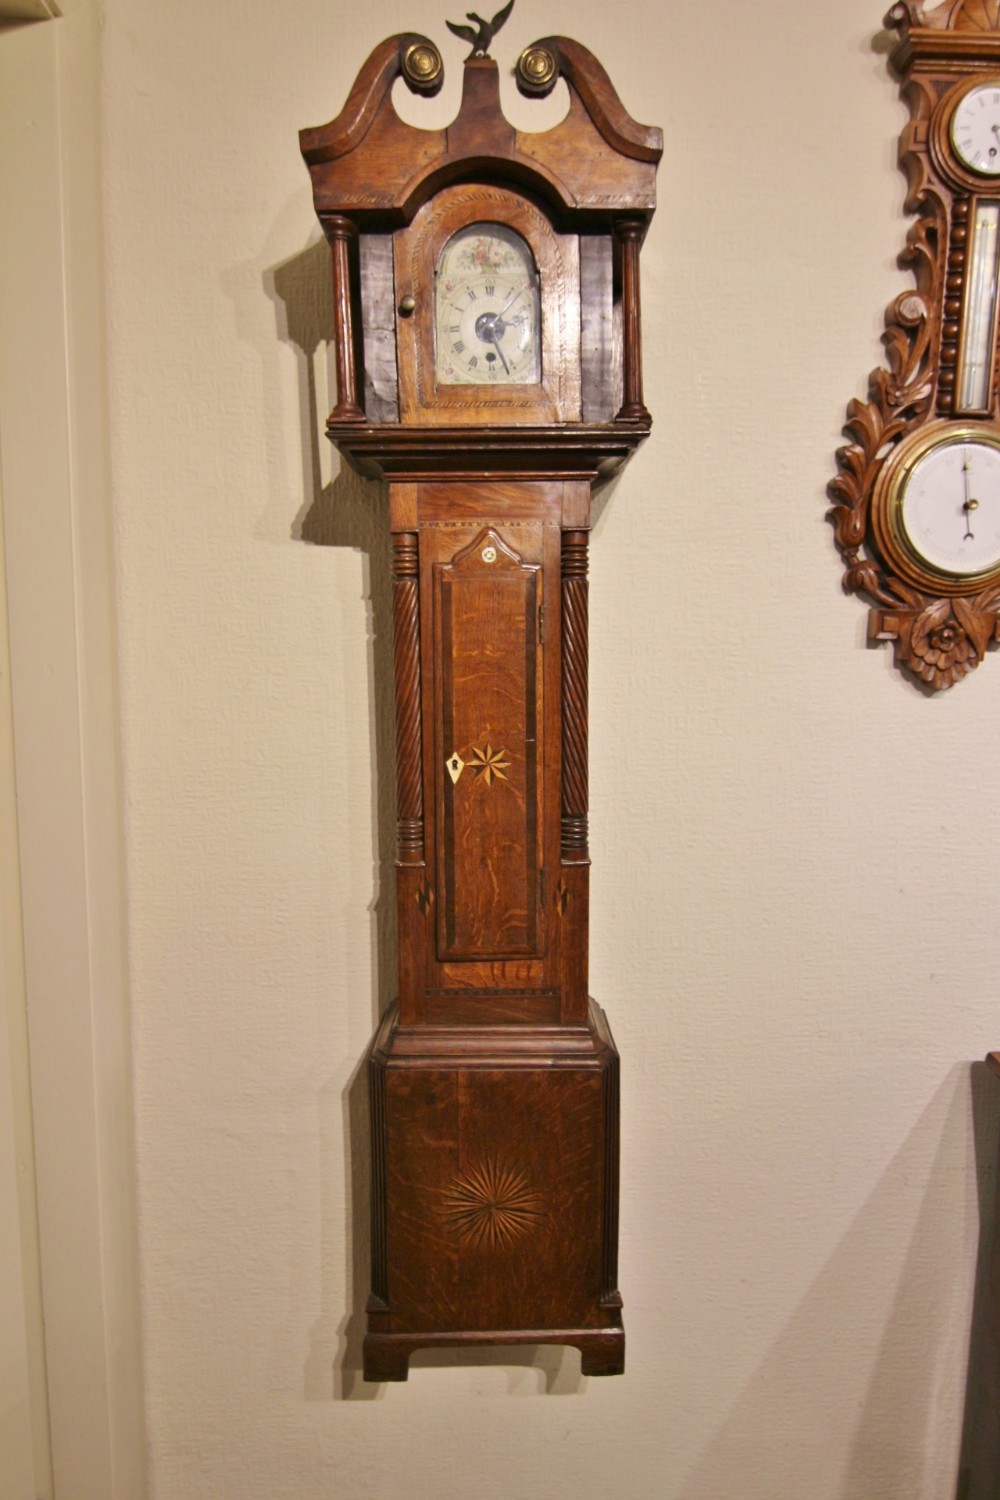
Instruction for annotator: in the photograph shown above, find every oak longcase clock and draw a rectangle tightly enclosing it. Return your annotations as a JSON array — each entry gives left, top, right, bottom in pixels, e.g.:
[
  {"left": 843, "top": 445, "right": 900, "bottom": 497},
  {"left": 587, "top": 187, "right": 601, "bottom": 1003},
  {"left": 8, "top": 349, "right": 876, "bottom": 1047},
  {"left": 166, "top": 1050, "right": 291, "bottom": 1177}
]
[
  {"left": 831, "top": 0, "right": 1000, "bottom": 689},
  {"left": 300, "top": 7, "right": 660, "bottom": 1380}
]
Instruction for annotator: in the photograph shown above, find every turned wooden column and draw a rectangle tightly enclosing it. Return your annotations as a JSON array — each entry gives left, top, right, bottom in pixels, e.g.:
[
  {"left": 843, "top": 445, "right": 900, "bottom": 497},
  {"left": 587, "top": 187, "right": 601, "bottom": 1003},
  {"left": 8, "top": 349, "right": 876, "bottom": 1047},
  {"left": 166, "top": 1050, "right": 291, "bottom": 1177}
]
[
  {"left": 615, "top": 219, "right": 651, "bottom": 424},
  {"left": 323, "top": 215, "right": 365, "bottom": 423}
]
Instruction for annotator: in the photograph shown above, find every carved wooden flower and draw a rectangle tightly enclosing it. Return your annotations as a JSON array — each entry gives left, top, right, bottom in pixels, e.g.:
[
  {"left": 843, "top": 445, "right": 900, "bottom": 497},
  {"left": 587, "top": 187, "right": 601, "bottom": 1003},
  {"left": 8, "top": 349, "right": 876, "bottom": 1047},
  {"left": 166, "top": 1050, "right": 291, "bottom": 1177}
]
[
  {"left": 906, "top": 599, "right": 978, "bottom": 689},
  {"left": 441, "top": 1159, "right": 544, "bottom": 1249},
  {"left": 467, "top": 744, "right": 510, "bottom": 786}
]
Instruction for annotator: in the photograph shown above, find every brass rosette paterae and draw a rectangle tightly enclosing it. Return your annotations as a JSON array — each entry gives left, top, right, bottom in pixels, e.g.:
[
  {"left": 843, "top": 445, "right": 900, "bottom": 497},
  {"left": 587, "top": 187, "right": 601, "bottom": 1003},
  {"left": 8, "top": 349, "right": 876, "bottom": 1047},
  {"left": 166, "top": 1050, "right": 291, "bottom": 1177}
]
[
  {"left": 516, "top": 41, "right": 559, "bottom": 95},
  {"left": 402, "top": 37, "right": 444, "bottom": 93}
]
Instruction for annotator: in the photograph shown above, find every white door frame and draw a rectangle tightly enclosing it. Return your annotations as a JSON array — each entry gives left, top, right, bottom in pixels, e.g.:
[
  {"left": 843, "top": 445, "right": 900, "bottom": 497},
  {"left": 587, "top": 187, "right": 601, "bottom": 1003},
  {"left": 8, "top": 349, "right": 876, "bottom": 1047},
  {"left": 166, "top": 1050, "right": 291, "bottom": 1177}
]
[{"left": 0, "top": 7, "right": 145, "bottom": 1497}]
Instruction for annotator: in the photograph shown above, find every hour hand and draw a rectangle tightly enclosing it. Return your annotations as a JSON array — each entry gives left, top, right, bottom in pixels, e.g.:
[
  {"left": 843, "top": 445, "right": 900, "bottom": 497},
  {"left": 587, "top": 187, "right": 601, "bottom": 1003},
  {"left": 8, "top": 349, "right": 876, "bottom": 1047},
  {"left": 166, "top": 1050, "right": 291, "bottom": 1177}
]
[{"left": 488, "top": 327, "right": 510, "bottom": 375}]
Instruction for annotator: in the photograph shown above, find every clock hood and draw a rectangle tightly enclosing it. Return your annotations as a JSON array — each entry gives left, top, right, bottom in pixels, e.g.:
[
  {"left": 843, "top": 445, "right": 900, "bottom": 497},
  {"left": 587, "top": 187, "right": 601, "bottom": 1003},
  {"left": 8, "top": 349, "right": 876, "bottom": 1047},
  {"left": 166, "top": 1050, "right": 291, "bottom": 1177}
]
[{"left": 300, "top": 29, "right": 661, "bottom": 230}]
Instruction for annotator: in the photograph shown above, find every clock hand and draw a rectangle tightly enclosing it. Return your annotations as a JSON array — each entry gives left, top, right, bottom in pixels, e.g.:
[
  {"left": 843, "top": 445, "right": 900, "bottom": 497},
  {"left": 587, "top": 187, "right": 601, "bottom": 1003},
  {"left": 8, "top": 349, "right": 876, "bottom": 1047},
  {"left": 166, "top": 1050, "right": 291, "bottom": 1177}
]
[
  {"left": 965, "top": 498, "right": 979, "bottom": 540},
  {"left": 963, "top": 449, "right": 977, "bottom": 541},
  {"left": 488, "top": 326, "right": 510, "bottom": 374},
  {"left": 473, "top": 309, "right": 512, "bottom": 374},
  {"left": 496, "top": 284, "right": 528, "bottom": 320}
]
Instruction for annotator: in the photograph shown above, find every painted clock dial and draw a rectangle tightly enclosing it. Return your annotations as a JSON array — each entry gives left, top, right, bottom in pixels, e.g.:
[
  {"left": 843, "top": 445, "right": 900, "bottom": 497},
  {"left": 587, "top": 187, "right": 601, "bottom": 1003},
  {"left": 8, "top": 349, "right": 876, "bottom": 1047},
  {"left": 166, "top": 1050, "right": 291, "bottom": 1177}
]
[{"left": 434, "top": 223, "right": 541, "bottom": 385}]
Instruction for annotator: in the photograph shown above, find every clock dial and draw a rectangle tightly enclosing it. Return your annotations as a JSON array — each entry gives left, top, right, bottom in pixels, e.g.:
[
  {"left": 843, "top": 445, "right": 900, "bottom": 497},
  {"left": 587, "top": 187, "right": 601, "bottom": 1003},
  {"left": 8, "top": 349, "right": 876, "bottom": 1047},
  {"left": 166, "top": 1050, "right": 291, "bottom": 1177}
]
[
  {"left": 951, "top": 83, "right": 1000, "bottom": 175},
  {"left": 434, "top": 223, "right": 540, "bottom": 385},
  {"left": 897, "top": 433, "right": 1000, "bottom": 577}
]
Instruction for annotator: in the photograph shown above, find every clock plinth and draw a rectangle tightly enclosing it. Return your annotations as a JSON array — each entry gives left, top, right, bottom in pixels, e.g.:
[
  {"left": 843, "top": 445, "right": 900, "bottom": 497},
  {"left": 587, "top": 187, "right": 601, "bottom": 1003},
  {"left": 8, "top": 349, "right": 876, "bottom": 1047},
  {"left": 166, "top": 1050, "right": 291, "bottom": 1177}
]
[
  {"left": 364, "top": 1001, "right": 623, "bottom": 1382},
  {"left": 364, "top": 1329, "right": 625, "bottom": 1385},
  {"left": 300, "top": 19, "right": 660, "bottom": 1379}
]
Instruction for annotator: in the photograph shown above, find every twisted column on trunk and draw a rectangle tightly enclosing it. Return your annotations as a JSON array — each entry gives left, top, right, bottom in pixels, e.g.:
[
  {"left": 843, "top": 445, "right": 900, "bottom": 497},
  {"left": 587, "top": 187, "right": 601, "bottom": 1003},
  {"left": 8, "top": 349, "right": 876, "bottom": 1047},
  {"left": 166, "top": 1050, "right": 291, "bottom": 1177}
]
[
  {"left": 561, "top": 531, "right": 589, "bottom": 862},
  {"left": 392, "top": 533, "right": 423, "bottom": 864}
]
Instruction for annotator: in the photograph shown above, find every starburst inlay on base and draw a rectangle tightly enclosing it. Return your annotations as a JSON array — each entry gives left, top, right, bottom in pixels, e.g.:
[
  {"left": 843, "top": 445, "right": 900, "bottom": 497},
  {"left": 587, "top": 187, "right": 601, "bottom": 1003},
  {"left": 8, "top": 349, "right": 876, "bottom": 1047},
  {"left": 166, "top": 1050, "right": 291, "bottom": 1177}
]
[{"left": 441, "top": 1159, "right": 544, "bottom": 1248}]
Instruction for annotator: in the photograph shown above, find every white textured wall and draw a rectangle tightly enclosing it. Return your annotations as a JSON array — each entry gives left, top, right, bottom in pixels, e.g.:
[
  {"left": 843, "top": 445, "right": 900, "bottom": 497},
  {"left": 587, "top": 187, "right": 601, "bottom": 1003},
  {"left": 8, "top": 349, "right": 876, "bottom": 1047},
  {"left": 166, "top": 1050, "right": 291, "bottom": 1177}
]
[{"left": 101, "top": 1, "right": 1000, "bottom": 1496}]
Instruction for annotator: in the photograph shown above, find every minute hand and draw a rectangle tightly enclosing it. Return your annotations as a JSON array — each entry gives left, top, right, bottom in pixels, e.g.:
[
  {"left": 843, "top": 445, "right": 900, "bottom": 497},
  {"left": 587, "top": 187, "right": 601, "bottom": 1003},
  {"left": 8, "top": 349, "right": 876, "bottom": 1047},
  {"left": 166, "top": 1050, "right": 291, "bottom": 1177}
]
[{"left": 496, "top": 284, "right": 528, "bottom": 320}]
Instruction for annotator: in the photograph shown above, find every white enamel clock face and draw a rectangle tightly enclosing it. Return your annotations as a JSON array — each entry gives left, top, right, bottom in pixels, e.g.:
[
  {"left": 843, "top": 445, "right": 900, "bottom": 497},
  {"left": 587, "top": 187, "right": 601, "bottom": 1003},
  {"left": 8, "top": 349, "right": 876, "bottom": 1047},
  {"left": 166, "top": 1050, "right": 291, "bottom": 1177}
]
[
  {"left": 898, "top": 433, "right": 1000, "bottom": 577},
  {"left": 435, "top": 223, "right": 540, "bottom": 385},
  {"left": 951, "top": 83, "right": 1000, "bottom": 176}
]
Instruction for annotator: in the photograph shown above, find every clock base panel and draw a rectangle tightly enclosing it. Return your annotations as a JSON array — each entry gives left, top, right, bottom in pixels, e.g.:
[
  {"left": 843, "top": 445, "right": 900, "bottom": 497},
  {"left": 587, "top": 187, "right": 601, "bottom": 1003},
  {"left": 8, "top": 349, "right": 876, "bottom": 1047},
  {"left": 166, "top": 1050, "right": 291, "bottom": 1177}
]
[{"left": 364, "top": 1001, "right": 623, "bottom": 1381}]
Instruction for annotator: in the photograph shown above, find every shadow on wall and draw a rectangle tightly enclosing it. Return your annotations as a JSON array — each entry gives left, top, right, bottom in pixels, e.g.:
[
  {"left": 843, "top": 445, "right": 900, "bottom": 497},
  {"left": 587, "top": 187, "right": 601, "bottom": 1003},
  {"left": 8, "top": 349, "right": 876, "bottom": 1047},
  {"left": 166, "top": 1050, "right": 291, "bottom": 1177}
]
[
  {"left": 676, "top": 1067, "right": 988, "bottom": 1500},
  {"left": 265, "top": 239, "right": 588, "bottom": 1402},
  {"left": 956, "top": 1060, "right": 1000, "bottom": 1500},
  {"left": 268, "top": 239, "right": 394, "bottom": 1402},
  {"left": 266, "top": 237, "right": 398, "bottom": 1028}
]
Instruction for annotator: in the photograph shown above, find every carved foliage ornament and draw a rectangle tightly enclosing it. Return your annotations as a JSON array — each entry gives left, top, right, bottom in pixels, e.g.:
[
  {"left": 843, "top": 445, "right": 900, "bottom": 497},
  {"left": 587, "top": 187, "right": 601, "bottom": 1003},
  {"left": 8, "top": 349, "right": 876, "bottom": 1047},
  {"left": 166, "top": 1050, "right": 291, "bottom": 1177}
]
[
  {"left": 829, "top": 5, "right": 1000, "bottom": 688},
  {"left": 887, "top": 1, "right": 1000, "bottom": 29}
]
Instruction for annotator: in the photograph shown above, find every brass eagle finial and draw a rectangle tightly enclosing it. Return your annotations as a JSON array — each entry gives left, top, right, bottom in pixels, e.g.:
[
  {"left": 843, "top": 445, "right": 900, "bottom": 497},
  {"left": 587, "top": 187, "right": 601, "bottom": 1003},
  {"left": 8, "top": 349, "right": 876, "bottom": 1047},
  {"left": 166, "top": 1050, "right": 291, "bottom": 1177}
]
[{"left": 446, "top": 0, "right": 515, "bottom": 59}]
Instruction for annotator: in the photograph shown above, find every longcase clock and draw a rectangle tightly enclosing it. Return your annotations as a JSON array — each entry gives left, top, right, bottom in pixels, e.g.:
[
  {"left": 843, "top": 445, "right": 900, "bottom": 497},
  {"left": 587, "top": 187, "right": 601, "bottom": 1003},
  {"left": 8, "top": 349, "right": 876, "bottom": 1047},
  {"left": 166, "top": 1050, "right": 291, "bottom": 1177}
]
[
  {"left": 831, "top": 0, "right": 1000, "bottom": 690},
  {"left": 300, "top": 7, "right": 661, "bottom": 1380}
]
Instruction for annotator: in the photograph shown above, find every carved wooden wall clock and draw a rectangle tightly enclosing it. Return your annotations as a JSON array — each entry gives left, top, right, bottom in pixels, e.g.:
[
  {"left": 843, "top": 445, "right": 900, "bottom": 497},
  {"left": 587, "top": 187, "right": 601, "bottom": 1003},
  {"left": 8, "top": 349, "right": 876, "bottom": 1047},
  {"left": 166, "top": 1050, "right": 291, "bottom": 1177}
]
[
  {"left": 300, "top": 6, "right": 660, "bottom": 1379},
  {"left": 831, "top": 0, "right": 1000, "bottom": 689}
]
